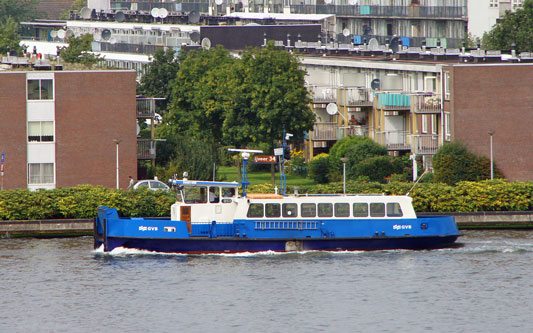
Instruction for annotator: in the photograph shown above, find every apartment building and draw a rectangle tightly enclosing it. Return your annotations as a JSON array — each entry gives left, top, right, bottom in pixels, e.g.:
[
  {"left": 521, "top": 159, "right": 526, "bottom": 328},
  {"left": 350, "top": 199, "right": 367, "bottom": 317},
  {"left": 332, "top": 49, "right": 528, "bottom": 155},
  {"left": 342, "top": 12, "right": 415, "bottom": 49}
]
[
  {"left": 468, "top": 0, "right": 525, "bottom": 38},
  {"left": 0, "top": 69, "right": 137, "bottom": 190}
]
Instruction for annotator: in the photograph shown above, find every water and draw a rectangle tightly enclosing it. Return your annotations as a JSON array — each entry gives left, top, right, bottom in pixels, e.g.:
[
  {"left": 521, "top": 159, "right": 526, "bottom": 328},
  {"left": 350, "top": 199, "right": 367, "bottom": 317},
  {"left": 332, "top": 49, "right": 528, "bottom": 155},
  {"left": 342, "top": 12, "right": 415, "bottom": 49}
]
[{"left": 1, "top": 230, "right": 533, "bottom": 333}]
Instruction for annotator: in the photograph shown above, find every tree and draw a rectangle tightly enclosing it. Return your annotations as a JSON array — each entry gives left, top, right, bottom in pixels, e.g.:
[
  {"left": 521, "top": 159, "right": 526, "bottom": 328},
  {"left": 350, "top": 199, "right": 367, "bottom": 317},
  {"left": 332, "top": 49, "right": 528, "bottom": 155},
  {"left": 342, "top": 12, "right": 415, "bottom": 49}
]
[
  {"left": 0, "top": 0, "right": 39, "bottom": 23},
  {"left": 60, "top": 34, "right": 101, "bottom": 65},
  {"left": 484, "top": 0, "right": 533, "bottom": 51},
  {"left": 0, "top": 17, "right": 21, "bottom": 55},
  {"left": 137, "top": 48, "right": 181, "bottom": 112}
]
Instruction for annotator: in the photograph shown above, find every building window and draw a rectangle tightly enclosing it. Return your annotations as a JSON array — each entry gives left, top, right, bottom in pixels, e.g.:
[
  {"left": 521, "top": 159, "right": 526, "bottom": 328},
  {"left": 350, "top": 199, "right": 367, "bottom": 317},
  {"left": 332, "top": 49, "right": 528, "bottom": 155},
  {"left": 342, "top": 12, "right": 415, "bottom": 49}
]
[
  {"left": 422, "top": 115, "right": 428, "bottom": 134},
  {"left": 28, "top": 121, "right": 54, "bottom": 142},
  {"left": 445, "top": 113, "right": 451, "bottom": 141},
  {"left": 444, "top": 72, "right": 450, "bottom": 100},
  {"left": 27, "top": 79, "right": 54, "bottom": 100},
  {"left": 28, "top": 163, "right": 54, "bottom": 184},
  {"left": 431, "top": 115, "right": 437, "bottom": 135}
]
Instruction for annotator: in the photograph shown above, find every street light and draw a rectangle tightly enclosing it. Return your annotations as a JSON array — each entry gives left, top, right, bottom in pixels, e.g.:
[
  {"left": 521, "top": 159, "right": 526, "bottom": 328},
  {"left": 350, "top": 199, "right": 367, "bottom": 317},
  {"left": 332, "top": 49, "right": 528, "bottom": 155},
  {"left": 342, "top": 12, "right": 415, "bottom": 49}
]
[
  {"left": 113, "top": 138, "right": 121, "bottom": 189},
  {"left": 488, "top": 130, "right": 494, "bottom": 180},
  {"left": 340, "top": 157, "right": 348, "bottom": 195}
]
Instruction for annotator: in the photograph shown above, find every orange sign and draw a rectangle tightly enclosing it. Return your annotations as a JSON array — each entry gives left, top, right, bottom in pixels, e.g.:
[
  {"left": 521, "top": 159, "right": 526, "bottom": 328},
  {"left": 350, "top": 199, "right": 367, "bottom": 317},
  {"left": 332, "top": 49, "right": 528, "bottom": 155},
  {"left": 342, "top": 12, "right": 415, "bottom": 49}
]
[{"left": 254, "top": 155, "right": 277, "bottom": 164}]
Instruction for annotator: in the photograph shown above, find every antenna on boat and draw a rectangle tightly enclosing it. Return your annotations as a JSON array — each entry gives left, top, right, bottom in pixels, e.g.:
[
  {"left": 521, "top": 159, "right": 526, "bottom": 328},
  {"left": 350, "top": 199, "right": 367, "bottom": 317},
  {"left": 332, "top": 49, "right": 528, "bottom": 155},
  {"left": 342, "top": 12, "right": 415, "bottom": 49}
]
[
  {"left": 228, "top": 148, "right": 263, "bottom": 197},
  {"left": 406, "top": 168, "right": 431, "bottom": 196},
  {"left": 279, "top": 130, "right": 293, "bottom": 196}
]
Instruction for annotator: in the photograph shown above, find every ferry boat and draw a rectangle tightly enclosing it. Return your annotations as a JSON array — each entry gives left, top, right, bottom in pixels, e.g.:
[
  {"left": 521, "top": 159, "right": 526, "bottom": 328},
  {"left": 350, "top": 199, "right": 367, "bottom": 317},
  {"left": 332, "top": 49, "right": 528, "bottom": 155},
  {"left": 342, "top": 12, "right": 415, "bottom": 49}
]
[{"left": 94, "top": 177, "right": 460, "bottom": 253}]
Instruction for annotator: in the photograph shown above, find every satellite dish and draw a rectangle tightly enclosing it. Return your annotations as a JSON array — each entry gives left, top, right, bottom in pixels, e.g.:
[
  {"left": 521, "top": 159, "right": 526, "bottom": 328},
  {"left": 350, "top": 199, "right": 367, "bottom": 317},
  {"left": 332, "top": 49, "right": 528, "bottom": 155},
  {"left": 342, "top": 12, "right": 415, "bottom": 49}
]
[
  {"left": 326, "top": 103, "right": 339, "bottom": 116},
  {"left": 390, "top": 36, "right": 400, "bottom": 53},
  {"left": 188, "top": 10, "right": 200, "bottom": 24},
  {"left": 50, "top": 30, "right": 57, "bottom": 38},
  {"left": 101, "top": 29, "right": 112, "bottom": 41},
  {"left": 190, "top": 31, "right": 200, "bottom": 43},
  {"left": 115, "top": 11, "right": 126, "bottom": 22},
  {"left": 65, "top": 29, "right": 74, "bottom": 40},
  {"left": 324, "top": 0, "right": 333, "bottom": 4},
  {"left": 57, "top": 29, "right": 66, "bottom": 39},
  {"left": 342, "top": 28, "right": 350, "bottom": 37},
  {"left": 368, "top": 38, "right": 379, "bottom": 51},
  {"left": 159, "top": 8, "right": 168, "bottom": 19},
  {"left": 136, "top": 123, "right": 140, "bottom": 136},
  {"left": 215, "top": 0, "right": 224, "bottom": 5},
  {"left": 80, "top": 7, "right": 91, "bottom": 19},
  {"left": 371, "top": 78, "right": 381, "bottom": 90},
  {"left": 201, "top": 37, "right": 211, "bottom": 50},
  {"left": 151, "top": 8, "right": 160, "bottom": 18},
  {"left": 348, "top": 0, "right": 358, "bottom": 4}
]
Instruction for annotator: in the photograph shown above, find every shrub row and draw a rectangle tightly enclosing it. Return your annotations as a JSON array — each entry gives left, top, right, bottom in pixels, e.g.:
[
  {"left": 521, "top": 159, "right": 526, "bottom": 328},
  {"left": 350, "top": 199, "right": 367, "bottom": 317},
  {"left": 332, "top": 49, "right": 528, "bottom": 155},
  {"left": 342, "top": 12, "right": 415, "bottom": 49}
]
[
  {"left": 249, "top": 179, "right": 533, "bottom": 213},
  {"left": 0, "top": 185, "right": 175, "bottom": 221}
]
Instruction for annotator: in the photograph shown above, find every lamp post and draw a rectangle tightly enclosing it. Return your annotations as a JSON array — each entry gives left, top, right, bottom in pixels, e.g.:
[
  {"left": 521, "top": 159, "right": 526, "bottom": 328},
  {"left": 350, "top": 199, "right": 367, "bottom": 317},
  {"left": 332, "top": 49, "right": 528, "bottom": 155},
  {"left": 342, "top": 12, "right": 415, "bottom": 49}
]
[
  {"left": 488, "top": 130, "right": 494, "bottom": 180},
  {"left": 340, "top": 157, "right": 348, "bottom": 195},
  {"left": 113, "top": 138, "right": 121, "bottom": 189}
]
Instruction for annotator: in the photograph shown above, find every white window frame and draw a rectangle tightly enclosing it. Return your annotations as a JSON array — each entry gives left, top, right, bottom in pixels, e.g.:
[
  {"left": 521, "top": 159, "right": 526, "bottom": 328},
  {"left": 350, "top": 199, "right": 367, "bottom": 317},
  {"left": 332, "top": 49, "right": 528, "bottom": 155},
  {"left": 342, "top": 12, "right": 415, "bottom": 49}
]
[
  {"left": 422, "top": 115, "right": 428, "bottom": 134},
  {"left": 27, "top": 121, "right": 54, "bottom": 143},
  {"left": 444, "top": 71, "right": 450, "bottom": 100},
  {"left": 27, "top": 79, "right": 54, "bottom": 101},
  {"left": 431, "top": 115, "right": 437, "bottom": 134},
  {"left": 28, "top": 163, "right": 55, "bottom": 184}
]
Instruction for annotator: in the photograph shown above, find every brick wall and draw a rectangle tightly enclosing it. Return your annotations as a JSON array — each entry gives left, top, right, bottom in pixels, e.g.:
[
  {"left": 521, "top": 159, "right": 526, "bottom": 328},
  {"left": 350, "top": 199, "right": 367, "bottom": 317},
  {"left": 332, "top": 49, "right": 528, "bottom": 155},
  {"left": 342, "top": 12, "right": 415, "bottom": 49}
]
[
  {"left": 448, "top": 64, "right": 533, "bottom": 181},
  {"left": 0, "top": 74, "right": 28, "bottom": 189},
  {"left": 55, "top": 70, "right": 138, "bottom": 189}
]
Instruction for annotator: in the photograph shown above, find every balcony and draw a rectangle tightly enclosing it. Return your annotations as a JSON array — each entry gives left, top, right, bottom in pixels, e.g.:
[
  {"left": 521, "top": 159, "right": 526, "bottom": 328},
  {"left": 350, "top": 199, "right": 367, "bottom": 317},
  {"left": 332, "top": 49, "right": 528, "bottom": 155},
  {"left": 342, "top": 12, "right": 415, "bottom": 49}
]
[
  {"left": 377, "top": 93, "right": 411, "bottom": 111},
  {"left": 412, "top": 135, "right": 439, "bottom": 155},
  {"left": 308, "top": 85, "right": 337, "bottom": 104},
  {"left": 346, "top": 125, "right": 370, "bottom": 137},
  {"left": 312, "top": 122, "right": 341, "bottom": 141},
  {"left": 290, "top": 5, "right": 466, "bottom": 19},
  {"left": 412, "top": 94, "right": 442, "bottom": 114},
  {"left": 137, "top": 139, "right": 157, "bottom": 160},
  {"left": 374, "top": 130, "right": 411, "bottom": 150},
  {"left": 338, "top": 87, "right": 373, "bottom": 107},
  {"left": 137, "top": 98, "right": 156, "bottom": 118}
]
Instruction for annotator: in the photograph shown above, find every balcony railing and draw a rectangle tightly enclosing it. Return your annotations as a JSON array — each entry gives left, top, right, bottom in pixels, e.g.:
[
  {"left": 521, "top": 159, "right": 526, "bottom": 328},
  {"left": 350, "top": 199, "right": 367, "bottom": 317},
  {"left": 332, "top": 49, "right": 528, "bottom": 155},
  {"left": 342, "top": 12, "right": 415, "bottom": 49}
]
[
  {"left": 137, "top": 98, "right": 157, "bottom": 118},
  {"left": 338, "top": 87, "right": 373, "bottom": 106},
  {"left": 308, "top": 85, "right": 337, "bottom": 104},
  {"left": 346, "top": 125, "right": 369, "bottom": 137},
  {"left": 312, "top": 122, "right": 341, "bottom": 141},
  {"left": 412, "top": 134, "right": 439, "bottom": 155},
  {"left": 138, "top": 139, "right": 157, "bottom": 160},
  {"left": 290, "top": 5, "right": 466, "bottom": 19},
  {"left": 374, "top": 130, "right": 410, "bottom": 150},
  {"left": 412, "top": 94, "right": 442, "bottom": 113}
]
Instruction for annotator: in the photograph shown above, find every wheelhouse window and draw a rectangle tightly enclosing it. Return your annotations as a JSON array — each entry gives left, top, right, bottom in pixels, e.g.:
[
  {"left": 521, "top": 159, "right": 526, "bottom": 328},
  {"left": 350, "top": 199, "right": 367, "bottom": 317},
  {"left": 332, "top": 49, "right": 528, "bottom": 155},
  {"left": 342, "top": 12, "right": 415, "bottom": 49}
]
[
  {"left": 28, "top": 121, "right": 54, "bottom": 142},
  {"left": 353, "top": 203, "right": 368, "bottom": 217},
  {"left": 221, "top": 187, "right": 236, "bottom": 203},
  {"left": 301, "top": 203, "right": 316, "bottom": 217},
  {"left": 334, "top": 203, "right": 350, "bottom": 217},
  {"left": 183, "top": 186, "right": 207, "bottom": 204},
  {"left": 208, "top": 186, "right": 219, "bottom": 203},
  {"left": 247, "top": 203, "right": 264, "bottom": 218},
  {"left": 28, "top": 163, "right": 54, "bottom": 184},
  {"left": 318, "top": 203, "right": 333, "bottom": 217},
  {"left": 370, "top": 203, "right": 385, "bottom": 217},
  {"left": 282, "top": 203, "right": 298, "bottom": 218},
  {"left": 27, "top": 79, "right": 53, "bottom": 100},
  {"left": 265, "top": 203, "right": 281, "bottom": 218},
  {"left": 387, "top": 203, "right": 403, "bottom": 217}
]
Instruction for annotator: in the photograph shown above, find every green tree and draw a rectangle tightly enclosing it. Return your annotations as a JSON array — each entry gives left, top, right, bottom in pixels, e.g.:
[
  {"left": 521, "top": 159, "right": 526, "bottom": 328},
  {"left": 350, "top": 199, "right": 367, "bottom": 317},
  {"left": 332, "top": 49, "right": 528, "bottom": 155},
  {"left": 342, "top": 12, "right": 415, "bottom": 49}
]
[
  {"left": 0, "top": 0, "right": 39, "bottom": 22},
  {"left": 0, "top": 17, "right": 21, "bottom": 55},
  {"left": 60, "top": 34, "right": 101, "bottom": 65},
  {"left": 484, "top": 0, "right": 533, "bottom": 51},
  {"left": 137, "top": 48, "right": 181, "bottom": 112}
]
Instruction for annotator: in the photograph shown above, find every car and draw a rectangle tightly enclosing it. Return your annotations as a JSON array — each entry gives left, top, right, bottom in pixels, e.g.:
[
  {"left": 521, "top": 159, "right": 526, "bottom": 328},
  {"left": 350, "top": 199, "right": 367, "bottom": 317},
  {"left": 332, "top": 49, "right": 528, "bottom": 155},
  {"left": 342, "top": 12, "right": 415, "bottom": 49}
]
[{"left": 133, "top": 179, "right": 170, "bottom": 191}]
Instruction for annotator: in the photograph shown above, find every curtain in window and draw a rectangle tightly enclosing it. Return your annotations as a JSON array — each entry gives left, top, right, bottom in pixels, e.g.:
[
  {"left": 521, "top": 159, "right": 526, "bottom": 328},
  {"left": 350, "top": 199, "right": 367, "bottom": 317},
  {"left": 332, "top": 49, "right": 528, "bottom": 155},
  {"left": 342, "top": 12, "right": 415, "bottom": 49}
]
[{"left": 28, "top": 122, "right": 41, "bottom": 142}]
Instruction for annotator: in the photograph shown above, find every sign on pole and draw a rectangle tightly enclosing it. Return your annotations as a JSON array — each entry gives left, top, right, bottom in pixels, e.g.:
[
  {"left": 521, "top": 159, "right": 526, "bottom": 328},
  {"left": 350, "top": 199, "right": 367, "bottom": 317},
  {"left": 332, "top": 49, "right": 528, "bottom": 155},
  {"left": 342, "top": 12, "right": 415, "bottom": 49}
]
[
  {"left": 274, "top": 148, "right": 283, "bottom": 156},
  {"left": 253, "top": 155, "right": 277, "bottom": 164},
  {"left": 1, "top": 153, "right": 4, "bottom": 163}
]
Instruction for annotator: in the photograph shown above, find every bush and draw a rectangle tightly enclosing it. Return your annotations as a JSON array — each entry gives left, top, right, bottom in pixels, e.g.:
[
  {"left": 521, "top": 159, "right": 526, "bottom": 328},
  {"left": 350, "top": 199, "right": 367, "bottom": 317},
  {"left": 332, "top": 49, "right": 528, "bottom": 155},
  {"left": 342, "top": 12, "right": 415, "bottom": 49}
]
[{"left": 308, "top": 153, "right": 329, "bottom": 183}]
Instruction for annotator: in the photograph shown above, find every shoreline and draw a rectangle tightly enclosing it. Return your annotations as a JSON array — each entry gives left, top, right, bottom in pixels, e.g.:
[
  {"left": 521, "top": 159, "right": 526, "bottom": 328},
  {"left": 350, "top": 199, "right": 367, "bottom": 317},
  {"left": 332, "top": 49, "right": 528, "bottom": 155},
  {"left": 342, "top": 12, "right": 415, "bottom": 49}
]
[{"left": 1, "top": 211, "right": 533, "bottom": 238}]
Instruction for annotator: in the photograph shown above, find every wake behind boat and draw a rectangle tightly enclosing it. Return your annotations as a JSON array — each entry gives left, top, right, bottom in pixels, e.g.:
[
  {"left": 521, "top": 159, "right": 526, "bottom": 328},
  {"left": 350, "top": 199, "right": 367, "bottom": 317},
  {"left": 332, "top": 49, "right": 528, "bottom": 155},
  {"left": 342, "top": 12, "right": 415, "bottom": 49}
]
[{"left": 94, "top": 176, "right": 460, "bottom": 254}]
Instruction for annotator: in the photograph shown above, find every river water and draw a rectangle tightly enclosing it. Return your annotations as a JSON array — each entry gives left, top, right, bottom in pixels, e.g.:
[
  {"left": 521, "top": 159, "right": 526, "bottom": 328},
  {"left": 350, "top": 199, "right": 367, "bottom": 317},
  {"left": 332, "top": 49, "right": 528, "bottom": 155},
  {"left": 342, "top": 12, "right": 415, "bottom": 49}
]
[{"left": 1, "top": 230, "right": 532, "bottom": 333}]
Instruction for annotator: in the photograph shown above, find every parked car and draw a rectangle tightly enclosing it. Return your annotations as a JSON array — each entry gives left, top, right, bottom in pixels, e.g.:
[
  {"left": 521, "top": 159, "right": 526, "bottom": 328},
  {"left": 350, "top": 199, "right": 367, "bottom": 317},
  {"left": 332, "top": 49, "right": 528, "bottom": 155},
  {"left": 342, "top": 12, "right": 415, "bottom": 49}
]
[{"left": 133, "top": 180, "right": 170, "bottom": 191}]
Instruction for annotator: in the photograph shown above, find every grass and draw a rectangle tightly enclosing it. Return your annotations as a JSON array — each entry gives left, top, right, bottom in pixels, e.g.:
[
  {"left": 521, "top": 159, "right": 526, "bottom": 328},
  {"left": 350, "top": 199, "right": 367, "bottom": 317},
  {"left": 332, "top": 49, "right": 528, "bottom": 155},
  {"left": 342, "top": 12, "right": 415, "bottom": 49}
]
[{"left": 217, "top": 166, "right": 316, "bottom": 187}]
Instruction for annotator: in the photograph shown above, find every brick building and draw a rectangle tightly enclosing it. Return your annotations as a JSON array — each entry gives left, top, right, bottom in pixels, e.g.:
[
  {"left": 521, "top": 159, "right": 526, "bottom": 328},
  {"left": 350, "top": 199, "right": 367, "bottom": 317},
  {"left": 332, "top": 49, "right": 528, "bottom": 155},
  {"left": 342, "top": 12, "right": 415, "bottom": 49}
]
[{"left": 0, "top": 69, "right": 137, "bottom": 190}]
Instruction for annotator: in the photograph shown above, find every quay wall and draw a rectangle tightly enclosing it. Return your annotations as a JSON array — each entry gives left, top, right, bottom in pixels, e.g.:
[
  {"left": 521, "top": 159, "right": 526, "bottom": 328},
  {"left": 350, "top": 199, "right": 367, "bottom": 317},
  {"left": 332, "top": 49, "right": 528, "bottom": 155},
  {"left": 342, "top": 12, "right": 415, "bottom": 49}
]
[{"left": 1, "top": 212, "right": 533, "bottom": 237}]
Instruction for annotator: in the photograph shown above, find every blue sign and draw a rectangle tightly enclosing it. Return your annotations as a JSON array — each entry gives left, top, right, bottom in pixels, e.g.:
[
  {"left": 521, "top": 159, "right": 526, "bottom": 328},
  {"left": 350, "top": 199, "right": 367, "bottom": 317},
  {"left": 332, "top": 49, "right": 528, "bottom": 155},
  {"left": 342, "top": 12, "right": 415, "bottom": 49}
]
[{"left": 1, "top": 153, "right": 4, "bottom": 163}]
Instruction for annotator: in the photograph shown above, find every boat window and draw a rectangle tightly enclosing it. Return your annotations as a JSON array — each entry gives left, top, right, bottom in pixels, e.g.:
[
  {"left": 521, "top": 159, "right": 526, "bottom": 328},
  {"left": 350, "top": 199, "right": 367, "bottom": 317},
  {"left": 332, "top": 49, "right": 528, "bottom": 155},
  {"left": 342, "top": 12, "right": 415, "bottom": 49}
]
[
  {"left": 370, "top": 203, "right": 385, "bottom": 217},
  {"left": 334, "top": 203, "right": 350, "bottom": 217},
  {"left": 301, "top": 203, "right": 316, "bottom": 217},
  {"left": 282, "top": 203, "right": 298, "bottom": 218},
  {"left": 222, "top": 187, "right": 236, "bottom": 198},
  {"left": 353, "top": 203, "right": 368, "bottom": 217},
  {"left": 209, "top": 187, "right": 220, "bottom": 203},
  {"left": 247, "top": 203, "right": 264, "bottom": 218},
  {"left": 317, "top": 203, "right": 333, "bottom": 217},
  {"left": 265, "top": 203, "right": 281, "bottom": 218},
  {"left": 387, "top": 203, "right": 403, "bottom": 217},
  {"left": 183, "top": 186, "right": 207, "bottom": 204}
]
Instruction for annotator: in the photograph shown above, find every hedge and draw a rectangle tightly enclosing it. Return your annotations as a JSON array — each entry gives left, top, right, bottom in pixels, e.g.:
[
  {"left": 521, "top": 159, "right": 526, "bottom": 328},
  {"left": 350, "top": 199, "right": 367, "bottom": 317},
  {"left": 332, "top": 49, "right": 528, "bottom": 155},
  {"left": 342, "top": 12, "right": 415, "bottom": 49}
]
[{"left": 2, "top": 180, "right": 533, "bottom": 221}]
